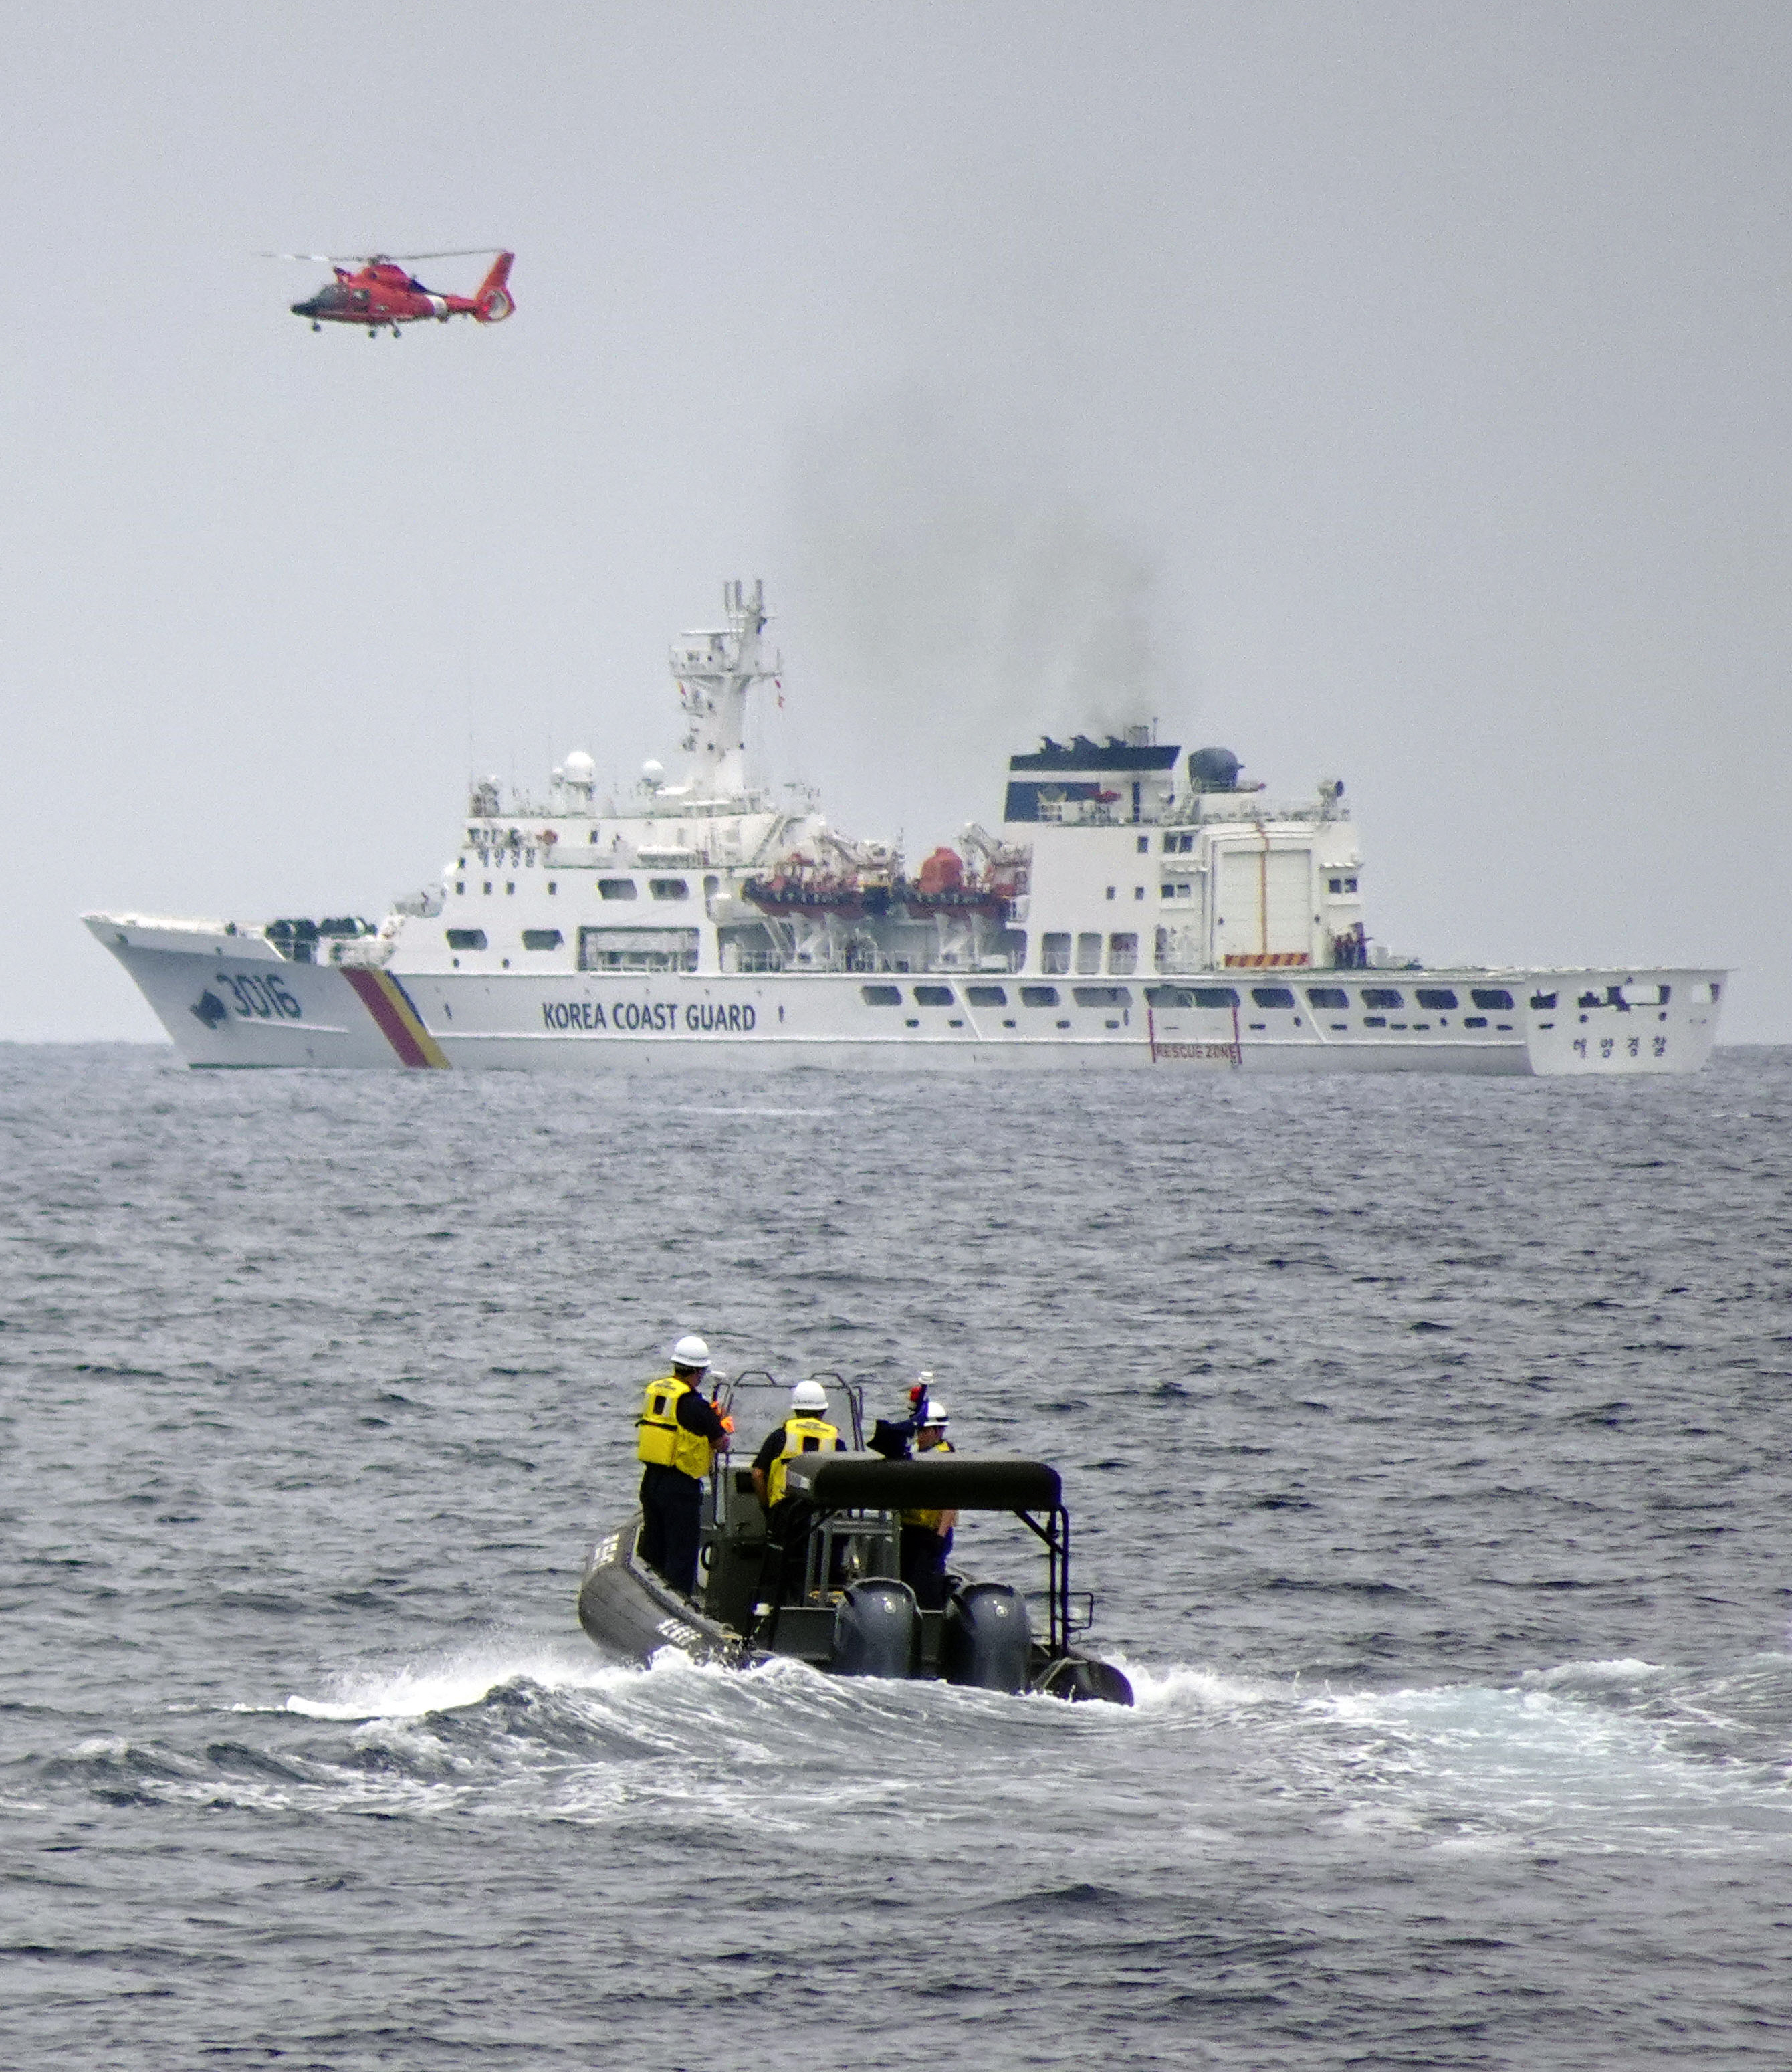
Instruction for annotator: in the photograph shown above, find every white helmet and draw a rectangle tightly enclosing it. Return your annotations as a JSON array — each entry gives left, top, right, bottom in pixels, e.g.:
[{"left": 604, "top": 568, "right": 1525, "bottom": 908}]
[
  {"left": 921, "top": 1398, "right": 949, "bottom": 1428},
  {"left": 791, "top": 1379, "right": 828, "bottom": 1413},
  {"left": 671, "top": 1334, "right": 711, "bottom": 1370}
]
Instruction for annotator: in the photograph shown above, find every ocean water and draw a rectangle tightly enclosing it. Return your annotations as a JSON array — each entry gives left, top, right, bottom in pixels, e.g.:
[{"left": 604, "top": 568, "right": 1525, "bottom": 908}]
[{"left": 3, "top": 1042, "right": 1791, "bottom": 2069}]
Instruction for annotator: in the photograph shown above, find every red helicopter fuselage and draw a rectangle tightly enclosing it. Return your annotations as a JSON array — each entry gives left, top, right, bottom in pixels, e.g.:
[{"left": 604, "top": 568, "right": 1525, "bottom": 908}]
[{"left": 292, "top": 252, "right": 514, "bottom": 332}]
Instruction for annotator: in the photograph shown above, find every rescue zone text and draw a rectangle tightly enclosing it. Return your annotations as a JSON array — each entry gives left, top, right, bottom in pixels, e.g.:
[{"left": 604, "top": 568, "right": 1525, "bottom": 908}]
[{"left": 541, "top": 999, "right": 758, "bottom": 1034}]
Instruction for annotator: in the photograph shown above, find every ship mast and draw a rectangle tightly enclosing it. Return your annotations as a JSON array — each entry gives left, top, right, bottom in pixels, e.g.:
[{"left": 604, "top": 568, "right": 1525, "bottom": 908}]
[{"left": 671, "top": 579, "right": 779, "bottom": 805}]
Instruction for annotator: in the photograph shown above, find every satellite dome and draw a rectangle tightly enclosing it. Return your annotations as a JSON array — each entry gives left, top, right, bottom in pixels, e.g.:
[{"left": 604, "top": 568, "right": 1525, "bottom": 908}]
[
  {"left": 1187, "top": 746, "right": 1242, "bottom": 793},
  {"left": 563, "top": 750, "right": 595, "bottom": 784},
  {"left": 642, "top": 759, "right": 665, "bottom": 787}
]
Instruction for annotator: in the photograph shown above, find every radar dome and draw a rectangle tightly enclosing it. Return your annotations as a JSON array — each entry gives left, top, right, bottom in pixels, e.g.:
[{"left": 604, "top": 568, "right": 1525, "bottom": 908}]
[
  {"left": 641, "top": 759, "right": 665, "bottom": 787},
  {"left": 563, "top": 751, "right": 595, "bottom": 783},
  {"left": 1187, "top": 746, "right": 1242, "bottom": 793}
]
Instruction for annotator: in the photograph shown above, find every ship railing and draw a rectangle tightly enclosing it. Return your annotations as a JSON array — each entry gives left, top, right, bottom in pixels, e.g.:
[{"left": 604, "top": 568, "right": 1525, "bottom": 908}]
[{"left": 1182, "top": 795, "right": 1333, "bottom": 825}]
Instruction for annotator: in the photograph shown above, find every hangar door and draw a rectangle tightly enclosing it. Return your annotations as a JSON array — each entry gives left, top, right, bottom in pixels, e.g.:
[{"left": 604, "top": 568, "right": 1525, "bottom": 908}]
[{"left": 1214, "top": 842, "right": 1311, "bottom": 964}]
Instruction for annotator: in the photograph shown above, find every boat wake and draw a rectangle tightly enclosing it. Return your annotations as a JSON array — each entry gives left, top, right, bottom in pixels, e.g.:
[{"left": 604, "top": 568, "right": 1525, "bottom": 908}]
[
  {"left": 25, "top": 1641, "right": 1787, "bottom": 1865},
  {"left": 28, "top": 1641, "right": 1716, "bottom": 1856},
  {"left": 1119, "top": 1651, "right": 1792, "bottom": 1855}
]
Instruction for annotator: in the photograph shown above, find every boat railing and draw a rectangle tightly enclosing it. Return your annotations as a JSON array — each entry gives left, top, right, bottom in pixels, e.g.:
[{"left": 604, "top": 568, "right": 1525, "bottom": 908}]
[
  {"left": 1013, "top": 1505, "right": 1075, "bottom": 1657},
  {"left": 713, "top": 1372, "right": 867, "bottom": 1453},
  {"left": 805, "top": 1372, "right": 866, "bottom": 1450},
  {"left": 1026, "top": 1587, "right": 1095, "bottom": 1637},
  {"left": 800, "top": 1510, "right": 901, "bottom": 1602}
]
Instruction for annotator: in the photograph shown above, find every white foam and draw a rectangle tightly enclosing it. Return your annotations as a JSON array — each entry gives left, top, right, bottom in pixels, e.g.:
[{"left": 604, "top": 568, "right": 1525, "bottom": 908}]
[
  {"left": 1088, "top": 1657, "right": 1792, "bottom": 1851},
  {"left": 69, "top": 1735, "right": 131, "bottom": 1758},
  {"left": 1119, "top": 1661, "right": 1279, "bottom": 1712},
  {"left": 1519, "top": 1657, "right": 1666, "bottom": 1688},
  {"left": 284, "top": 1641, "right": 651, "bottom": 1721}
]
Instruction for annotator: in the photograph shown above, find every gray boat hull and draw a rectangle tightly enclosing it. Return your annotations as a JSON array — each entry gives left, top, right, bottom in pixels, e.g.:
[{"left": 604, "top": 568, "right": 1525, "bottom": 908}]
[
  {"left": 577, "top": 1515, "right": 742, "bottom": 1667},
  {"left": 576, "top": 1510, "right": 1133, "bottom": 1703}
]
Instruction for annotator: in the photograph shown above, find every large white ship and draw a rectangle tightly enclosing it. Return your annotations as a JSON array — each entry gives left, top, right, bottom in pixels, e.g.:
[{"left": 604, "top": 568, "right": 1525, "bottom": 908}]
[{"left": 88, "top": 582, "right": 1724, "bottom": 1075}]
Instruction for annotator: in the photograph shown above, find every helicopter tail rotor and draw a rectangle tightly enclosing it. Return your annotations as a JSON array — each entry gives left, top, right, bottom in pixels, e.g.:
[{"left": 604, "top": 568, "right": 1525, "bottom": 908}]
[{"left": 474, "top": 251, "right": 516, "bottom": 322}]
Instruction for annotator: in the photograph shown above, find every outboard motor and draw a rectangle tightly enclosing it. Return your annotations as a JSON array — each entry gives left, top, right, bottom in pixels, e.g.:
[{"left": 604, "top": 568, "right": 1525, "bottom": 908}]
[
  {"left": 942, "top": 1582, "right": 1031, "bottom": 1693},
  {"left": 832, "top": 1580, "right": 919, "bottom": 1679}
]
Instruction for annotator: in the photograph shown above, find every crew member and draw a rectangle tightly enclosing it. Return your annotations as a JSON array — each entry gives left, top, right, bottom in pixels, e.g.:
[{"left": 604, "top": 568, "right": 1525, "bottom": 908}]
[
  {"left": 752, "top": 1380, "right": 847, "bottom": 1601},
  {"left": 899, "top": 1399, "right": 957, "bottom": 1611},
  {"left": 635, "top": 1333, "right": 731, "bottom": 1598},
  {"left": 869, "top": 1370, "right": 937, "bottom": 1461}
]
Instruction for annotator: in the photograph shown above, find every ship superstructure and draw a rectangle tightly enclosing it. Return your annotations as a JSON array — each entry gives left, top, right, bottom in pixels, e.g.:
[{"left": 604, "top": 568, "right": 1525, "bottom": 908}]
[{"left": 87, "top": 581, "right": 1724, "bottom": 1075}]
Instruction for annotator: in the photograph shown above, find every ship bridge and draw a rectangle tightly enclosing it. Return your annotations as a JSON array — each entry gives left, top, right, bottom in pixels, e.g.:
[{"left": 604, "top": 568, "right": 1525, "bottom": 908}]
[
  {"left": 1007, "top": 732, "right": 1365, "bottom": 976},
  {"left": 1003, "top": 732, "right": 1179, "bottom": 826}
]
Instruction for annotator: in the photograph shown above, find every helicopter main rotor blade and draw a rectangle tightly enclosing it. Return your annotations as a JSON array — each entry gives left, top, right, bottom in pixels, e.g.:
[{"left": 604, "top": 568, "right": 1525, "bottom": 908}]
[{"left": 258, "top": 247, "right": 505, "bottom": 263}]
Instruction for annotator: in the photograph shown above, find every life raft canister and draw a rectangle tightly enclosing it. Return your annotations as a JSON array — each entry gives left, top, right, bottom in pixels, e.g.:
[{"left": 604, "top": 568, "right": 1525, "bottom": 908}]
[
  {"left": 765, "top": 1415, "right": 841, "bottom": 1506},
  {"left": 636, "top": 1377, "right": 714, "bottom": 1479}
]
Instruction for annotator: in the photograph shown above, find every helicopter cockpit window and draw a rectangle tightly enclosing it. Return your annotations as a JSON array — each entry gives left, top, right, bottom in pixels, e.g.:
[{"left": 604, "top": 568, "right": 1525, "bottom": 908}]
[{"left": 352, "top": 289, "right": 370, "bottom": 308}]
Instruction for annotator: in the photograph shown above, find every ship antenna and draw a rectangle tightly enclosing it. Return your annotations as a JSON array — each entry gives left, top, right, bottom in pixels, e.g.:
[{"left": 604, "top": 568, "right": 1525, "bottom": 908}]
[{"left": 671, "top": 578, "right": 780, "bottom": 805}]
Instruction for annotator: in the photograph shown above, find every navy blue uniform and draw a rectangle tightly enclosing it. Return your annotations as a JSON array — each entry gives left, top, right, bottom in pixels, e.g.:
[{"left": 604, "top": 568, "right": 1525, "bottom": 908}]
[{"left": 639, "top": 1387, "right": 728, "bottom": 1598}]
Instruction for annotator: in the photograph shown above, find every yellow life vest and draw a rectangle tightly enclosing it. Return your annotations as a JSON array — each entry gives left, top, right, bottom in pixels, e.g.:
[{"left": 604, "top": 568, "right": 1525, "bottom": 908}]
[
  {"left": 764, "top": 1415, "right": 840, "bottom": 1507},
  {"left": 635, "top": 1376, "right": 714, "bottom": 1480},
  {"left": 902, "top": 1437, "right": 954, "bottom": 1531}
]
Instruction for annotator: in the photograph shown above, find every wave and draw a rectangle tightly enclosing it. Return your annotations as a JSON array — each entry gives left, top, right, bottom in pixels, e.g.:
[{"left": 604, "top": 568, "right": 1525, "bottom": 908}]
[{"left": 667, "top": 1104, "right": 839, "bottom": 1118}]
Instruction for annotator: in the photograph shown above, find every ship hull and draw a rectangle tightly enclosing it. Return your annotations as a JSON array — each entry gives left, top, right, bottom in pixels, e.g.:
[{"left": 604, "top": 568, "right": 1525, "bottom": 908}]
[
  {"left": 88, "top": 918, "right": 1723, "bottom": 1077},
  {"left": 576, "top": 1510, "right": 1134, "bottom": 1702}
]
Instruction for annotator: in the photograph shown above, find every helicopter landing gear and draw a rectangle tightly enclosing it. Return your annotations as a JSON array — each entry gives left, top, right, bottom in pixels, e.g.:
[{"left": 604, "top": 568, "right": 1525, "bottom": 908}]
[
  {"left": 312, "top": 322, "right": 321, "bottom": 332},
  {"left": 368, "top": 326, "right": 378, "bottom": 338}
]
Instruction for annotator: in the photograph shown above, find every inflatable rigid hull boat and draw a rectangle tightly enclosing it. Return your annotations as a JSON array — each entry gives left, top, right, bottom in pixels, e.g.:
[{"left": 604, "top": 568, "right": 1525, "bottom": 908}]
[{"left": 578, "top": 1451, "right": 1133, "bottom": 1704}]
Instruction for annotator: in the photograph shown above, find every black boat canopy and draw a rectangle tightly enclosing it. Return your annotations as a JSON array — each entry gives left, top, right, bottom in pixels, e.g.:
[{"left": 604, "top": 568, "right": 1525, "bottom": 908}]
[{"left": 782, "top": 1452, "right": 1063, "bottom": 1512}]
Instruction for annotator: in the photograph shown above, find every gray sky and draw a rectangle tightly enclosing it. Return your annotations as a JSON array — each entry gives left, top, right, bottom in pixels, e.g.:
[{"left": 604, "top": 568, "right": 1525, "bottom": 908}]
[{"left": 6, "top": 1, "right": 1789, "bottom": 1042}]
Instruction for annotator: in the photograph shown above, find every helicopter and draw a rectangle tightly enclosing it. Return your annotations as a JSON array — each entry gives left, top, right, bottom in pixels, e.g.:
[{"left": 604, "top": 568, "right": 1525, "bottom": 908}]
[{"left": 270, "top": 249, "right": 515, "bottom": 336}]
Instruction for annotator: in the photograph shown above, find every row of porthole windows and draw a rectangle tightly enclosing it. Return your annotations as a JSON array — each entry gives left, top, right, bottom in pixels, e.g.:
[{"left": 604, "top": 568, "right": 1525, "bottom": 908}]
[
  {"left": 430, "top": 961, "right": 1549, "bottom": 1008},
  {"left": 427, "top": 956, "right": 1655, "bottom": 1033},
  {"left": 602, "top": 877, "right": 697, "bottom": 901},
  {"left": 1301, "top": 985, "right": 1682, "bottom": 1012},
  {"left": 1151, "top": 984, "right": 1524, "bottom": 1012},
  {"left": 425, "top": 954, "right": 1677, "bottom": 1024},
  {"left": 453, "top": 876, "right": 706, "bottom": 901},
  {"left": 861, "top": 983, "right": 1133, "bottom": 1009},
  {"left": 1299, "top": 985, "right": 1523, "bottom": 1011},
  {"left": 447, "top": 929, "right": 565, "bottom": 952}
]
